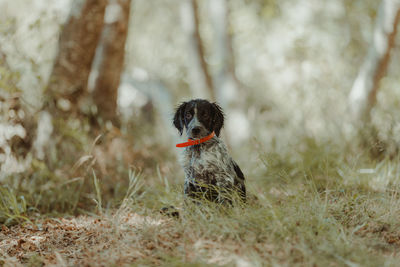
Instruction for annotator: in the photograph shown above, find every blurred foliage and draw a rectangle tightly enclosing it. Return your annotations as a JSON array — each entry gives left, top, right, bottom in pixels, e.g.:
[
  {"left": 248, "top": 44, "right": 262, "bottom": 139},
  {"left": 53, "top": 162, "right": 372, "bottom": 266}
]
[
  {"left": 0, "top": 185, "right": 30, "bottom": 226},
  {"left": 1, "top": 1, "right": 400, "bottom": 265},
  {"left": 0, "top": 66, "right": 21, "bottom": 94},
  {"left": 0, "top": 0, "right": 399, "bottom": 225},
  {"left": 244, "top": 0, "right": 280, "bottom": 19}
]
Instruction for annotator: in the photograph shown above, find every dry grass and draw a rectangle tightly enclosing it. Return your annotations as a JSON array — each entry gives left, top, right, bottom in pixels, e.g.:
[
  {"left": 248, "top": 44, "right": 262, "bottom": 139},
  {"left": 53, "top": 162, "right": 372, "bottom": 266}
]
[
  {"left": 2, "top": 136, "right": 400, "bottom": 266},
  {"left": 1, "top": 111, "right": 400, "bottom": 266}
]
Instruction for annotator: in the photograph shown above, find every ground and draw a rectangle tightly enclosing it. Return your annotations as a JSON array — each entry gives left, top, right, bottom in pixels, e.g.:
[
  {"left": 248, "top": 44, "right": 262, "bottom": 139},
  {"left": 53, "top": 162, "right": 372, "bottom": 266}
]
[
  {"left": 2, "top": 164, "right": 400, "bottom": 266},
  {"left": 2, "top": 132, "right": 400, "bottom": 266}
]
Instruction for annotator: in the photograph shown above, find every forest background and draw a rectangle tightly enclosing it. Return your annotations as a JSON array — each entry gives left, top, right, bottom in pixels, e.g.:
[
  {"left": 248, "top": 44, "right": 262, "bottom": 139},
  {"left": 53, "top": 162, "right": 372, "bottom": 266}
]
[{"left": 1, "top": 0, "right": 400, "bottom": 266}]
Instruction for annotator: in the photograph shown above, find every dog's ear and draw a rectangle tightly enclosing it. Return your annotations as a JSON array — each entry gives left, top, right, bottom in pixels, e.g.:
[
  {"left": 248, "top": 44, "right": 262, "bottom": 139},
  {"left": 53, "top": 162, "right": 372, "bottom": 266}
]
[
  {"left": 173, "top": 102, "right": 187, "bottom": 135},
  {"left": 211, "top": 102, "right": 224, "bottom": 136}
]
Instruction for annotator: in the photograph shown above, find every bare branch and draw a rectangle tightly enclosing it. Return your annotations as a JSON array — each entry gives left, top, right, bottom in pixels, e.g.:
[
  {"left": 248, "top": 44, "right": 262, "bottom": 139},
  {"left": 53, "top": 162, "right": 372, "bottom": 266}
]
[{"left": 349, "top": 0, "right": 400, "bottom": 122}]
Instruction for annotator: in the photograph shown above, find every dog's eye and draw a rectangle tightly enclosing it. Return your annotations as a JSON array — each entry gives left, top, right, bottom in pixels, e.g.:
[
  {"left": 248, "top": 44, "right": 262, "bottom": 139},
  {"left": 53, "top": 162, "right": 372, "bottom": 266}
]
[
  {"left": 202, "top": 112, "right": 209, "bottom": 119},
  {"left": 185, "top": 112, "right": 192, "bottom": 120}
]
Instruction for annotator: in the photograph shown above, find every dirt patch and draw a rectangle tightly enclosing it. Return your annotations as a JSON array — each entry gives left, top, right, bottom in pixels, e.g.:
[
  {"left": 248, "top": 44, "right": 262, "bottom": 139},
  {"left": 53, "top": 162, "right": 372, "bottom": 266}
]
[
  {"left": 354, "top": 222, "right": 400, "bottom": 247},
  {"left": 0, "top": 213, "right": 176, "bottom": 266}
]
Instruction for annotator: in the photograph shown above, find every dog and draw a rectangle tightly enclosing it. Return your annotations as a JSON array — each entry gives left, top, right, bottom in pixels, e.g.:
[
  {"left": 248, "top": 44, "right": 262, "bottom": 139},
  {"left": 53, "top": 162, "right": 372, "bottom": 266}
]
[{"left": 173, "top": 99, "right": 246, "bottom": 204}]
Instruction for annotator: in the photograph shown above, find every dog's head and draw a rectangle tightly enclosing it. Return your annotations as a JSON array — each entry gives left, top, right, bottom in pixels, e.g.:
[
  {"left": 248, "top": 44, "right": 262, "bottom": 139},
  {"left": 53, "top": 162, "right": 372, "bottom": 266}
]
[{"left": 173, "top": 99, "right": 224, "bottom": 139}]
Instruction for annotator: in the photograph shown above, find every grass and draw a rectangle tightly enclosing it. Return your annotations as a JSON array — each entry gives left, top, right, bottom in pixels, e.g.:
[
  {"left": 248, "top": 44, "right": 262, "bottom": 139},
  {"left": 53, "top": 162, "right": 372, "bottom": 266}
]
[
  {"left": 0, "top": 186, "right": 30, "bottom": 226},
  {"left": 2, "top": 132, "right": 400, "bottom": 266},
  {"left": 92, "top": 169, "right": 103, "bottom": 215}
]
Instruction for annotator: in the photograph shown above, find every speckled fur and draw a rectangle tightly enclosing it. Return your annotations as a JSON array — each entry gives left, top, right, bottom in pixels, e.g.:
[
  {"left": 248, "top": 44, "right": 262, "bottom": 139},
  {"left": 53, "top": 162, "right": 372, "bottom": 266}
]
[{"left": 174, "top": 99, "right": 246, "bottom": 203}]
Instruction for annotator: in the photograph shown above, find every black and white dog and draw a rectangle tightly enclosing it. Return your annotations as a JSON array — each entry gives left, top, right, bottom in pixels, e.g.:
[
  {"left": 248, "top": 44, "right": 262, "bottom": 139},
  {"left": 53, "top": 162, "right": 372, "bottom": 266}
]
[{"left": 173, "top": 99, "right": 246, "bottom": 204}]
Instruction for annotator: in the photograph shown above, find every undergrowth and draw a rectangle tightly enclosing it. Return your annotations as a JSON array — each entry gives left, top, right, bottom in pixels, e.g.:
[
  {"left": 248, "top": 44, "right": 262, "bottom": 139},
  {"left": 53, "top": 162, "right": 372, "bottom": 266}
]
[{"left": 2, "top": 132, "right": 400, "bottom": 266}]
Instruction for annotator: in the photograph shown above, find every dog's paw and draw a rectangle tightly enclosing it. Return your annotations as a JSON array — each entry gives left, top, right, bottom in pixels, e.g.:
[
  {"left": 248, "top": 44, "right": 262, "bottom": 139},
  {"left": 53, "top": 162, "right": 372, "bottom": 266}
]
[{"left": 160, "top": 206, "right": 180, "bottom": 218}]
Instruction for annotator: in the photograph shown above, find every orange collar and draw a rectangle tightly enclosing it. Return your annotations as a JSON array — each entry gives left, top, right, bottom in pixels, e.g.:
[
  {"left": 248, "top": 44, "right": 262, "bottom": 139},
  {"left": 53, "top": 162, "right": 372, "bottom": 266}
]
[{"left": 176, "top": 131, "right": 215, "bottom": 148}]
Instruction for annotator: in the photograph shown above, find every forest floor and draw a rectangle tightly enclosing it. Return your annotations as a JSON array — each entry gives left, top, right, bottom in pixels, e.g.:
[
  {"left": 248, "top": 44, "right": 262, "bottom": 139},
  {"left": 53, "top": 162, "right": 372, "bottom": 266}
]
[{"left": 2, "top": 133, "right": 400, "bottom": 266}]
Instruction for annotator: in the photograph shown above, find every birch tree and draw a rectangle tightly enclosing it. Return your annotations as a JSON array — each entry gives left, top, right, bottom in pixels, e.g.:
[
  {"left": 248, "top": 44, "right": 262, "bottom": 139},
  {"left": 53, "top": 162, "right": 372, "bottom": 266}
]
[
  {"left": 90, "top": 0, "right": 131, "bottom": 126},
  {"left": 181, "top": 0, "right": 250, "bottom": 145},
  {"left": 209, "top": 0, "right": 238, "bottom": 105},
  {"left": 47, "top": 0, "right": 107, "bottom": 114},
  {"left": 181, "top": 0, "right": 215, "bottom": 100},
  {"left": 209, "top": 0, "right": 249, "bottom": 145},
  {"left": 349, "top": 0, "right": 400, "bottom": 124}
]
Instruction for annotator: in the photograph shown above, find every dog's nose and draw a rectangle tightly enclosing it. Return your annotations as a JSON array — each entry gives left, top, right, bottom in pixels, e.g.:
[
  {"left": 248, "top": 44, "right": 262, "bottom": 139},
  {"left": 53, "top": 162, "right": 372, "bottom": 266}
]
[{"left": 192, "top": 127, "right": 201, "bottom": 135}]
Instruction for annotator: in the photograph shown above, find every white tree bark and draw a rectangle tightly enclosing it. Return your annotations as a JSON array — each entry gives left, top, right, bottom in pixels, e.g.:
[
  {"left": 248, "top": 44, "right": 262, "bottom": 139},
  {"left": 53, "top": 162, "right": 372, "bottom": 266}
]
[
  {"left": 209, "top": 0, "right": 237, "bottom": 106},
  {"left": 209, "top": 0, "right": 249, "bottom": 145},
  {"left": 349, "top": 0, "right": 400, "bottom": 123},
  {"left": 47, "top": 0, "right": 107, "bottom": 111},
  {"left": 180, "top": 0, "right": 214, "bottom": 100},
  {"left": 90, "top": 0, "right": 131, "bottom": 125},
  {"left": 120, "top": 74, "right": 181, "bottom": 146}
]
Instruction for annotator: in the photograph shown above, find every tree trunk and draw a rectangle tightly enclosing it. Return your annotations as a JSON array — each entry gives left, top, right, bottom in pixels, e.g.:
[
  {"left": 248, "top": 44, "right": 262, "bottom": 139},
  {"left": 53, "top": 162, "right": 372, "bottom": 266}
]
[
  {"left": 90, "top": 0, "right": 131, "bottom": 126},
  {"left": 191, "top": 0, "right": 215, "bottom": 101},
  {"left": 209, "top": 0, "right": 238, "bottom": 104},
  {"left": 47, "top": 0, "right": 107, "bottom": 113},
  {"left": 349, "top": 0, "right": 400, "bottom": 123},
  {"left": 181, "top": 0, "right": 215, "bottom": 100},
  {"left": 209, "top": 0, "right": 249, "bottom": 146}
]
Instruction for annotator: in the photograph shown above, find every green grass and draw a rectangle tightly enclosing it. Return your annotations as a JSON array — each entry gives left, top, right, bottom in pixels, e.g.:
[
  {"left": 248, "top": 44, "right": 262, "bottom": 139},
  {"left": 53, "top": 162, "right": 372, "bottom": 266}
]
[
  {"left": 2, "top": 134, "right": 400, "bottom": 266},
  {"left": 0, "top": 185, "right": 30, "bottom": 225}
]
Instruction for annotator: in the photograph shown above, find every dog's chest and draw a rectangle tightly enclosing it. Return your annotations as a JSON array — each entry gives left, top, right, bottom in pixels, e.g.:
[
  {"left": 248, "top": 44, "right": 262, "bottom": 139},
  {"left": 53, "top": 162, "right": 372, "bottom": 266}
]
[{"left": 182, "top": 141, "right": 234, "bottom": 185}]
